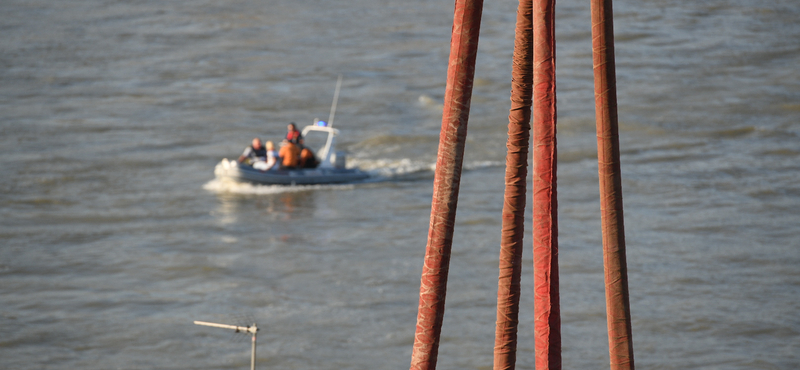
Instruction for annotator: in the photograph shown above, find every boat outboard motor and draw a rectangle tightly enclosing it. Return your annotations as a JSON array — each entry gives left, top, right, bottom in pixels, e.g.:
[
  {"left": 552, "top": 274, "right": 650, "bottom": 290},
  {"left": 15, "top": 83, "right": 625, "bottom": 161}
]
[{"left": 334, "top": 151, "right": 347, "bottom": 169}]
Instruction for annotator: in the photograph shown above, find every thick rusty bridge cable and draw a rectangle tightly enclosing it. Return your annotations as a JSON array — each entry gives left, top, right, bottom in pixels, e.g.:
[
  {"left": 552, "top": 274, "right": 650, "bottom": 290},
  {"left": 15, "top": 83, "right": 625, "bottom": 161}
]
[
  {"left": 409, "top": 0, "right": 484, "bottom": 369},
  {"left": 492, "top": 0, "right": 532, "bottom": 368},
  {"left": 531, "top": 0, "right": 561, "bottom": 369},
  {"left": 589, "top": 0, "right": 635, "bottom": 369}
]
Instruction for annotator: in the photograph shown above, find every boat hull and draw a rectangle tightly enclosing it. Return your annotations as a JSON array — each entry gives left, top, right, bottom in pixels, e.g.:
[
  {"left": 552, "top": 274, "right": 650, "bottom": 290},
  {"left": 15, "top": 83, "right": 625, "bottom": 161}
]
[{"left": 215, "top": 160, "right": 369, "bottom": 185}]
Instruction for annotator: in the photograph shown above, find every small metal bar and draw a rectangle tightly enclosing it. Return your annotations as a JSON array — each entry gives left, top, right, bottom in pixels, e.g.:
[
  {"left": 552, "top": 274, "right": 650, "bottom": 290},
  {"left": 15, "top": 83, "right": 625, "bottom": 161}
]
[{"left": 194, "top": 320, "right": 259, "bottom": 369}]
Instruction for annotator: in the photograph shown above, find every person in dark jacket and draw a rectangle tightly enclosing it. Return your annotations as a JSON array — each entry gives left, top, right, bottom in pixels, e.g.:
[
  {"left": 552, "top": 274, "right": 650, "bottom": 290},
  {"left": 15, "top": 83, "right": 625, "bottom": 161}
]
[
  {"left": 298, "top": 138, "right": 318, "bottom": 168},
  {"left": 238, "top": 138, "right": 267, "bottom": 164}
]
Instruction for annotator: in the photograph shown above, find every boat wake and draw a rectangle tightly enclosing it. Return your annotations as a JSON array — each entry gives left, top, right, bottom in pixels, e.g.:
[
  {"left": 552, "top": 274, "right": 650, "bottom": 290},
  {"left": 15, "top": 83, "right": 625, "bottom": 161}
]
[
  {"left": 350, "top": 157, "right": 503, "bottom": 182},
  {"left": 350, "top": 158, "right": 436, "bottom": 181}
]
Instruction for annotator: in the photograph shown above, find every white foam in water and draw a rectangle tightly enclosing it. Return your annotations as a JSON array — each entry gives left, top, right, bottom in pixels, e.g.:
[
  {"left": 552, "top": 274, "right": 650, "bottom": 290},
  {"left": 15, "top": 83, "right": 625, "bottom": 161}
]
[
  {"left": 418, "top": 94, "right": 444, "bottom": 110},
  {"left": 353, "top": 158, "right": 502, "bottom": 173},
  {"left": 463, "top": 160, "right": 503, "bottom": 170},
  {"left": 350, "top": 158, "right": 435, "bottom": 178},
  {"left": 352, "top": 157, "right": 503, "bottom": 182}
]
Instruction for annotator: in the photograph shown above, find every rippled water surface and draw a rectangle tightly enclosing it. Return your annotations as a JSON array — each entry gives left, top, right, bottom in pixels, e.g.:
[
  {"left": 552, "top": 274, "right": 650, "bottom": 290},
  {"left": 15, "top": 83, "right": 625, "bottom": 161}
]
[{"left": 2, "top": 0, "right": 799, "bottom": 369}]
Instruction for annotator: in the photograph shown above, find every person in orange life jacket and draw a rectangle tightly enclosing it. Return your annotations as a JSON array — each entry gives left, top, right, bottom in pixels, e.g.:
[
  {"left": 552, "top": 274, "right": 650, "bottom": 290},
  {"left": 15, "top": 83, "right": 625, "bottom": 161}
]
[
  {"left": 279, "top": 139, "right": 300, "bottom": 169},
  {"left": 297, "top": 138, "right": 318, "bottom": 168},
  {"left": 286, "top": 122, "right": 302, "bottom": 144},
  {"left": 238, "top": 138, "right": 266, "bottom": 164}
]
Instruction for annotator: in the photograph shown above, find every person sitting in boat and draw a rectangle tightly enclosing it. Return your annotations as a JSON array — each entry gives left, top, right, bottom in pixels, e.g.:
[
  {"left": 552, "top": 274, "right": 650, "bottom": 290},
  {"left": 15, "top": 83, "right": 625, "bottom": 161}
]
[
  {"left": 252, "top": 140, "right": 279, "bottom": 171},
  {"left": 297, "top": 138, "right": 319, "bottom": 168},
  {"left": 238, "top": 138, "right": 267, "bottom": 165},
  {"left": 278, "top": 139, "right": 300, "bottom": 169},
  {"left": 265, "top": 140, "right": 280, "bottom": 169},
  {"left": 286, "top": 122, "right": 302, "bottom": 144}
]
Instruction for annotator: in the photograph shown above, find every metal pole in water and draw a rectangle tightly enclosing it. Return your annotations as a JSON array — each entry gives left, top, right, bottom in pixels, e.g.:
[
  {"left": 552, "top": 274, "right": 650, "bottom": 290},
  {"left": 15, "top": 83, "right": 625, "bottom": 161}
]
[
  {"left": 493, "top": 0, "right": 532, "bottom": 368},
  {"left": 251, "top": 332, "right": 256, "bottom": 370},
  {"left": 194, "top": 321, "right": 259, "bottom": 370},
  {"left": 589, "top": 0, "right": 635, "bottom": 369},
  {"left": 409, "top": 0, "right": 484, "bottom": 369},
  {"left": 328, "top": 74, "right": 343, "bottom": 127}
]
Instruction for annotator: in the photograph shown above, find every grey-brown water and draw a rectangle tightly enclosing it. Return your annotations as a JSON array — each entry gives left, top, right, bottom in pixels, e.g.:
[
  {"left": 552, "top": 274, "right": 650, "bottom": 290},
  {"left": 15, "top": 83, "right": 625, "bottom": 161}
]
[{"left": 2, "top": 0, "right": 799, "bottom": 369}]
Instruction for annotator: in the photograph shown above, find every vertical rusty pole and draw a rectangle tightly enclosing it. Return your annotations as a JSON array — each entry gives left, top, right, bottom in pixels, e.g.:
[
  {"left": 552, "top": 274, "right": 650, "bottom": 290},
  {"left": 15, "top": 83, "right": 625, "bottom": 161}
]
[
  {"left": 531, "top": 0, "right": 560, "bottom": 369},
  {"left": 409, "top": 0, "right": 484, "bottom": 369},
  {"left": 589, "top": 0, "right": 635, "bottom": 369},
  {"left": 493, "top": 0, "right": 533, "bottom": 368}
]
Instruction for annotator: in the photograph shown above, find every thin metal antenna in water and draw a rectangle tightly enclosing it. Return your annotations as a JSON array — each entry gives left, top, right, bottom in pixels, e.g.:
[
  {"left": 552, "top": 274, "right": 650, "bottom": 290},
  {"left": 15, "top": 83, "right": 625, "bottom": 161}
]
[
  {"left": 328, "top": 74, "right": 343, "bottom": 127},
  {"left": 194, "top": 320, "right": 259, "bottom": 370}
]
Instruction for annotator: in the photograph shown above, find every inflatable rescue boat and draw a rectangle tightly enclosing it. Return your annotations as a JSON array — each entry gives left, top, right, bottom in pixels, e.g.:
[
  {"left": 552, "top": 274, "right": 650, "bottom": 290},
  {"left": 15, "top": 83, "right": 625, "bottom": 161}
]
[{"left": 214, "top": 125, "right": 369, "bottom": 185}]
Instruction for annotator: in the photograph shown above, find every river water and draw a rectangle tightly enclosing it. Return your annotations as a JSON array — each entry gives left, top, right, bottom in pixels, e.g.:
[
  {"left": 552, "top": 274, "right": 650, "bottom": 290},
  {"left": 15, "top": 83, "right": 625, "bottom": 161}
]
[{"left": 2, "top": 0, "right": 799, "bottom": 369}]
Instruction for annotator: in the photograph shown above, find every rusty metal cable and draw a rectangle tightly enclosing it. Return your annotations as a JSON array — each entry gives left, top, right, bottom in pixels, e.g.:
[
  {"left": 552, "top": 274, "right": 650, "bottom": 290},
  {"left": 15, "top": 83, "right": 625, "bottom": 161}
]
[
  {"left": 590, "top": 0, "right": 635, "bottom": 369},
  {"left": 409, "top": 0, "right": 484, "bottom": 369},
  {"left": 493, "top": 0, "right": 532, "bottom": 368},
  {"left": 531, "top": 0, "right": 561, "bottom": 369}
]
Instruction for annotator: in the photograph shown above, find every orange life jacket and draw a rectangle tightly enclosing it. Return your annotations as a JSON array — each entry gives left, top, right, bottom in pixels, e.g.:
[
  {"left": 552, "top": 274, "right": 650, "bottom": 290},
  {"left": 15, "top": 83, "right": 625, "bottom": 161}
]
[{"left": 279, "top": 142, "right": 300, "bottom": 168}]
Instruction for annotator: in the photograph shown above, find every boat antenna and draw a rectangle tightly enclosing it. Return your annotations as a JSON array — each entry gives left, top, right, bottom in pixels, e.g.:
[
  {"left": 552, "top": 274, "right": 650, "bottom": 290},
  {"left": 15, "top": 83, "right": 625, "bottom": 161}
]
[
  {"left": 194, "top": 320, "right": 259, "bottom": 370},
  {"left": 327, "top": 74, "right": 343, "bottom": 127}
]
